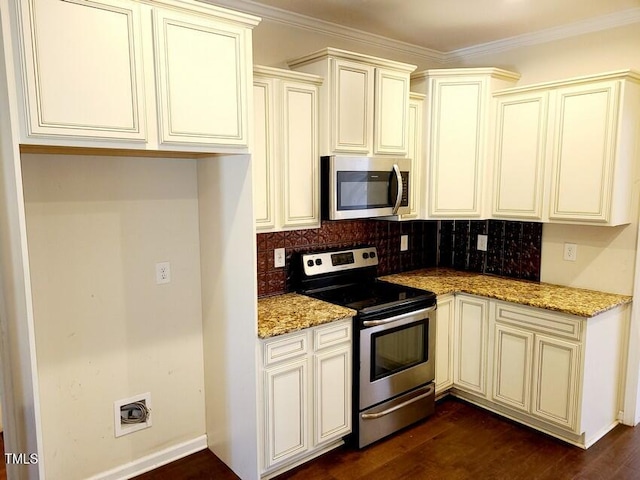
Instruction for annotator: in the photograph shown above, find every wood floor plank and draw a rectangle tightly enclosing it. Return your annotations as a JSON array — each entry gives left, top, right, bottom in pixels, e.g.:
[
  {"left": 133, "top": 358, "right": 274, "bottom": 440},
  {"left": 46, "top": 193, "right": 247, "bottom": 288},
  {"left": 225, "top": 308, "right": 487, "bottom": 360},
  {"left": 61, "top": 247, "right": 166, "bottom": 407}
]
[{"left": 129, "top": 397, "right": 640, "bottom": 480}]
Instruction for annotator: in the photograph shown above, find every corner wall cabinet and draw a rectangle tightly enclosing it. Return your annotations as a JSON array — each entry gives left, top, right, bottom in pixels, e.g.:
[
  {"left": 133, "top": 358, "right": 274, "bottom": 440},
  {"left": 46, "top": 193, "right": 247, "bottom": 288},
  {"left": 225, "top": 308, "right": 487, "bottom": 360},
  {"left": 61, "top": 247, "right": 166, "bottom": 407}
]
[
  {"left": 411, "top": 68, "right": 520, "bottom": 218},
  {"left": 259, "top": 319, "right": 352, "bottom": 478},
  {"left": 288, "top": 48, "right": 416, "bottom": 157},
  {"left": 253, "top": 66, "right": 322, "bottom": 231},
  {"left": 492, "top": 70, "right": 640, "bottom": 225},
  {"left": 14, "top": 0, "right": 259, "bottom": 152},
  {"left": 444, "top": 294, "right": 628, "bottom": 448}
]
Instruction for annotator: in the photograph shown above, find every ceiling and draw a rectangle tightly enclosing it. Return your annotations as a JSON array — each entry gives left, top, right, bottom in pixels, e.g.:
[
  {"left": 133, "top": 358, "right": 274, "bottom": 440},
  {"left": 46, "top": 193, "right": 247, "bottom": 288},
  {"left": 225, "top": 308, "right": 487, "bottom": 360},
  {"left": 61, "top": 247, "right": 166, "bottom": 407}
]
[{"left": 228, "top": 0, "right": 640, "bottom": 53}]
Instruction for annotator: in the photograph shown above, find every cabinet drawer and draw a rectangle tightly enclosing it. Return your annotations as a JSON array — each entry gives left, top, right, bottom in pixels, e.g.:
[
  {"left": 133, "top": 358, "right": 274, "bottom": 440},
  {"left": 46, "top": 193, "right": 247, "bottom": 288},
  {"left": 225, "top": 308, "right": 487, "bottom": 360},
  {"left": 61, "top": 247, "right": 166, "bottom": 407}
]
[
  {"left": 314, "top": 320, "right": 352, "bottom": 351},
  {"left": 263, "top": 332, "right": 308, "bottom": 366},
  {"left": 494, "top": 302, "right": 582, "bottom": 341}
]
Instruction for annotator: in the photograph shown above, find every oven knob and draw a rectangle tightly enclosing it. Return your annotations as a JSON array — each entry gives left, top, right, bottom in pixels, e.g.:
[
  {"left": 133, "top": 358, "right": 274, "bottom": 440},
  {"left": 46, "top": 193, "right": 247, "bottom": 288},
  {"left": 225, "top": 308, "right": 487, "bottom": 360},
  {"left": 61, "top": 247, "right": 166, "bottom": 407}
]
[
  {"left": 370, "top": 251, "right": 376, "bottom": 258},
  {"left": 362, "top": 252, "right": 369, "bottom": 259},
  {"left": 315, "top": 259, "right": 322, "bottom": 266},
  {"left": 307, "top": 259, "right": 314, "bottom": 267}
]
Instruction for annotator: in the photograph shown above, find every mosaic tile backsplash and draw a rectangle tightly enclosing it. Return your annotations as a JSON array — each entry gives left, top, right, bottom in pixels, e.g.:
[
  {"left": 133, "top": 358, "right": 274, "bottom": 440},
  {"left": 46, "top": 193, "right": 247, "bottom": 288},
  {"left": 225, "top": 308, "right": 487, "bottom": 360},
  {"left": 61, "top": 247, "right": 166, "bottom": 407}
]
[
  {"left": 256, "top": 219, "right": 543, "bottom": 298},
  {"left": 257, "top": 220, "right": 438, "bottom": 297}
]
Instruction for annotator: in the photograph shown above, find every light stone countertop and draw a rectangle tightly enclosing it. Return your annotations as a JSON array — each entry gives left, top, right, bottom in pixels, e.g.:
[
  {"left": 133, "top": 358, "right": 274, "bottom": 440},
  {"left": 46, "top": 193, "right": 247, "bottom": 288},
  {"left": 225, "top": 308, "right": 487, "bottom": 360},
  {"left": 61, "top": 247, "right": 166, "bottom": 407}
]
[
  {"left": 379, "top": 268, "right": 632, "bottom": 318},
  {"left": 258, "top": 293, "right": 356, "bottom": 339}
]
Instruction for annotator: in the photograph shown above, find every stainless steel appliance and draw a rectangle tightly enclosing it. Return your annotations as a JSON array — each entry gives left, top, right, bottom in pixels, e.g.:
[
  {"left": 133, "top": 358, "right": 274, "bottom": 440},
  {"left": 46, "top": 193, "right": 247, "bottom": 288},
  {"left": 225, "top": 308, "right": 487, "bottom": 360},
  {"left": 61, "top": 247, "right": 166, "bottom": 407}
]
[
  {"left": 298, "top": 246, "right": 436, "bottom": 448},
  {"left": 321, "top": 156, "right": 411, "bottom": 220}
]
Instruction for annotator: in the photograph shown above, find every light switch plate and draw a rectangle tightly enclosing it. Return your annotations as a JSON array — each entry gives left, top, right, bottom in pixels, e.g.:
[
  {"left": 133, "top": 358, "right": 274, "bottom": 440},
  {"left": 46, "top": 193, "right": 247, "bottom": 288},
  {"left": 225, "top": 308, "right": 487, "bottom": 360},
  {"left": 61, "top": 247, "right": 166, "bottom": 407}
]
[{"left": 400, "top": 235, "right": 409, "bottom": 252}]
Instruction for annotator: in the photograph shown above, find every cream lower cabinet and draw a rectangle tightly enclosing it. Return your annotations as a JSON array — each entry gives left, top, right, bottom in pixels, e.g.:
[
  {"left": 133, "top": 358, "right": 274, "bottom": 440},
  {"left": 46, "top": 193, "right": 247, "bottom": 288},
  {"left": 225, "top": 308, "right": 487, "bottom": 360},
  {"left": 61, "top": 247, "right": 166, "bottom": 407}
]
[
  {"left": 288, "top": 48, "right": 415, "bottom": 157},
  {"left": 13, "top": 0, "right": 258, "bottom": 151},
  {"left": 492, "top": 71, "right": 640, "bottom": 225},
  {"left": 253, "top": 67, "right": 322, "bottom": 231},
  {"left": 453, "top": 294, "right": 490, "bottom": 397},
  {"left": 260, "top": 319, "right": 352, "bottom": 477},
  {"left": 435, "top": 294, "right": 455, "bottom": 395}
]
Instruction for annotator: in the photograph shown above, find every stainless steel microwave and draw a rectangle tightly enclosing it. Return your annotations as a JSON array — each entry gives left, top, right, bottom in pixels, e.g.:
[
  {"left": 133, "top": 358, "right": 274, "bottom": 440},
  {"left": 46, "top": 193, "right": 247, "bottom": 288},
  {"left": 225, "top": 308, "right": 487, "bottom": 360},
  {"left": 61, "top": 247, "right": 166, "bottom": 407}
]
[{"left": 321, "top": 155, "right": 411, "bottom": 220}]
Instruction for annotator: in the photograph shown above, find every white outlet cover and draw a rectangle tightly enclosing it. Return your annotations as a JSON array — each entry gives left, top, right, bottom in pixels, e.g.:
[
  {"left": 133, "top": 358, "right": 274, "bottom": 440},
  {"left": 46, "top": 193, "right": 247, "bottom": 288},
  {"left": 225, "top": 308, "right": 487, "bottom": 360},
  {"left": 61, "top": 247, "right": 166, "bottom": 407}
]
[
  {"left": 477, "top": 234, "right": 488, "bottom": 252},
  {"left": 563, "top": 243, "right": 577, "bottom": 261},
  {"left": 274, "top": 248, "right": 286, "bottom": 268},
  {"left": 155, "top": 262, "right": 170, "bottom": 284},
  {"left": 400, "top": 235, "right": 409, "bottom": 252}
]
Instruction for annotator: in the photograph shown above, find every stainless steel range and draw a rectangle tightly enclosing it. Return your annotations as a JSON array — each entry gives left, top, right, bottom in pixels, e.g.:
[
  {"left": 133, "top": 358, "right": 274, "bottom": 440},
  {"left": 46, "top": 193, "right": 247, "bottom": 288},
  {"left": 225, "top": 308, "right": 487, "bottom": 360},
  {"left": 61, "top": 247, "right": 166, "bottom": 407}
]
[{"left": 298, "top": 246, "right": 436, "bottom": 448}]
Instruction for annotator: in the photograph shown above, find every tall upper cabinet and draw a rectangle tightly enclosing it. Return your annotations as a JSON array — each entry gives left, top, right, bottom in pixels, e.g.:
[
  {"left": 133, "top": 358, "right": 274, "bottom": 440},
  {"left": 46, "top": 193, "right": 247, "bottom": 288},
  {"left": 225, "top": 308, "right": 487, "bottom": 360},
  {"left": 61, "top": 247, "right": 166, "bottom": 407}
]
[
  {"left": 492, "top": 70, "right": 640, "bottom": 225},
  {"left": 11, "top": 0, "right": 259, "bottom": 153},
  {"left": 288, "top": 48, "right": 416, "bottom": 157},
  {"left": 253, "top": 66, "right": 322, "bottom": 232},
  {"left": 411, "top": 68, "right": 520, "bottom": 218}
]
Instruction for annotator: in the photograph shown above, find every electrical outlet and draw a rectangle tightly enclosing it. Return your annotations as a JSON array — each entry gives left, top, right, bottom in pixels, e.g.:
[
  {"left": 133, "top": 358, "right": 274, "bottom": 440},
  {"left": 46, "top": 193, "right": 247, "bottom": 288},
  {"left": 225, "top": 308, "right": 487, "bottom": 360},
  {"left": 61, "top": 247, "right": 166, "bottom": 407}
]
[
  {"left": 155, "top": 262, "right": 170, "bottom": 284},
  {"left": 477, "top": 234, "right": 488, "bottom": 252},
  {"left": 400, "top": 235, "right": 409, "bottom": 252},
  {"left": 274, "top": 248, "right": 286, "bottom": 268},
  {"left": 563, "top": 243, "right": 577, "bottom": 261},
  {"left": 114, "top": 392, "right": 152, "bottom": 437}
]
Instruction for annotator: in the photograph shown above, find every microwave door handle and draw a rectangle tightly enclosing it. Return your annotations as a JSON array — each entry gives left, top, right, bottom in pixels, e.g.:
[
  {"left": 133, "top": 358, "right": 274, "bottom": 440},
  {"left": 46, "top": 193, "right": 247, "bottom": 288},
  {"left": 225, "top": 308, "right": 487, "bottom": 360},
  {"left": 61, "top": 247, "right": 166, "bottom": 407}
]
[{"left": 391, "top": 164, "right": 403, "bottom": 215}]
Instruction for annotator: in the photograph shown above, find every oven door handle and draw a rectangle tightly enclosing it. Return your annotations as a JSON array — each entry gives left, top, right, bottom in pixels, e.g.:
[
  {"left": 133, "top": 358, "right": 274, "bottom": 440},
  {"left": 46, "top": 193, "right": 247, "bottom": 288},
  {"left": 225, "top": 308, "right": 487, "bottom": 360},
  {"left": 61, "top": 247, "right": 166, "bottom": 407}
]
[
  {"left": 391, "top": 163, "right": 403, "bottom": 215},
  {"left": 362, "top": 304, "right": 435, "bottom": 327},
  {"left": 361, "top": 384, "right": 435, "bottom": 420}
]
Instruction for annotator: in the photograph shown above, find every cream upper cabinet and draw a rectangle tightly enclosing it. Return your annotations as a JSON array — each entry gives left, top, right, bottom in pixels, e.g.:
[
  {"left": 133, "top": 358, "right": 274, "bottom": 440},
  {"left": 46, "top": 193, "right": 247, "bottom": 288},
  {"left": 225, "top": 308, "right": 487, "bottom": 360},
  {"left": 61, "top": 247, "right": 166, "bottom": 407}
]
[
  {"left": 16, "top": 0, "right": 148, "bottom": 142},
  {"left": 492, "top": 70, "right": 640, "bottom": 225},
  {"left": 491, "top": 91, "right": 550, "bottom": 220},
  {"left": 153, "top": 7, "right": 253, "bottom": 148},
  {"left": 253, "top": 66, "right": 322, "bottom": 232},
  {"left": 14, "top": 0, "right": 259, "bottom": 152},
  {"left": 411, "top": 68, "right": 519, "bottom": 219},
  {"left": 288, "top": 48, "right": 416, "bottom": 157}
]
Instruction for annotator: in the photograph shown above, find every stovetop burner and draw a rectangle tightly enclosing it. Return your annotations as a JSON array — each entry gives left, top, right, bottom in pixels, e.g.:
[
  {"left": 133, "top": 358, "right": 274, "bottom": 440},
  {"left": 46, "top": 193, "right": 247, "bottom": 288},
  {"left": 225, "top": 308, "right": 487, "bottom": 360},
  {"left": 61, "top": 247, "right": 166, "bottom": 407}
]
[{"left": 298, "top": 246, "right": 436, "bottom": 321}]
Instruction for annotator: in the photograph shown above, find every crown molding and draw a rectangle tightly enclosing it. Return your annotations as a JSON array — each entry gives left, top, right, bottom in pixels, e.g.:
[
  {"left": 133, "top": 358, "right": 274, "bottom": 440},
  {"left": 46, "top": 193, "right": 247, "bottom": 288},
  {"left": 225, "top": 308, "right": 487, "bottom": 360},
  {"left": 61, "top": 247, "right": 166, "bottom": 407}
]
[
  {"left": 205, "top": 0, "right": 447, "bottom": 63},
  {"left": 207, "top": 1, "right": 640, "bottom": 65},
  {"left": 445, "top": 7, "right": 640, "bottom": 63}
]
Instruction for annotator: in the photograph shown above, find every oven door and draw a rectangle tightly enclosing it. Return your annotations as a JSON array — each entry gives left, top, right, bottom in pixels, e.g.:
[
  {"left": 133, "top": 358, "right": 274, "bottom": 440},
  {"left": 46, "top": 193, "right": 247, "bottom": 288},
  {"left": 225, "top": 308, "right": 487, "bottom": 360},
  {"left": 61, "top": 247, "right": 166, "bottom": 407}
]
[
  {"left": 359, "top": 306, "right": 435, "bottom": 410},
  {"left": 323, "top": 156, "right": 410, "bottom": 220}
]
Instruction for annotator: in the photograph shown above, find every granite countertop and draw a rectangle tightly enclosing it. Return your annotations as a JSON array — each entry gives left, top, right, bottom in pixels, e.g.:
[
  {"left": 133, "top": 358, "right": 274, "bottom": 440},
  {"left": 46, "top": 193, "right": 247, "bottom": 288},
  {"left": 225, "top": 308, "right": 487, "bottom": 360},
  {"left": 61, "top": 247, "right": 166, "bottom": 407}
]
[
  {"left": 258, "top": 293, "right": 356, "bottom": 339},
  {"left": 379, "top": 268, "right": 632, "bottom": 318}
]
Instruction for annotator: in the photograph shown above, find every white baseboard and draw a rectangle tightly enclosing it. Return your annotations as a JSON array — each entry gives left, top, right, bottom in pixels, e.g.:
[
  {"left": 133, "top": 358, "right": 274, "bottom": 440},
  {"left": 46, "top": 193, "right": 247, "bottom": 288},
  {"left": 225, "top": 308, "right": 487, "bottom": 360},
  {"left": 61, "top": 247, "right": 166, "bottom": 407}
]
[{"left": 87, "top": 435, "right": 208, "bottom": 480}]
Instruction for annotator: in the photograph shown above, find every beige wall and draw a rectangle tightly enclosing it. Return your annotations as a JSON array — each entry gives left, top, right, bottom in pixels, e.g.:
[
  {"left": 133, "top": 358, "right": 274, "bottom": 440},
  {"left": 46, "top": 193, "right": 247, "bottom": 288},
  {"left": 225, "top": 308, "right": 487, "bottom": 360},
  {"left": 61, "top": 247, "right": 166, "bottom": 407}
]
[{"left": 21, "top": 154, "right": 205, "bottom": 479}]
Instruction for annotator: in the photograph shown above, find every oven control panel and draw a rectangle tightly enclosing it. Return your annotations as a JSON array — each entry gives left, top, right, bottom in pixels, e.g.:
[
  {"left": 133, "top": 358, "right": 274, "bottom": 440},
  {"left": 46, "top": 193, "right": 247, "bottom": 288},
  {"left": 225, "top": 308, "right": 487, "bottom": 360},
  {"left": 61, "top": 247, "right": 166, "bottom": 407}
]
[{"left": 302, "top": 246, "right": 378, "bottom": 276}]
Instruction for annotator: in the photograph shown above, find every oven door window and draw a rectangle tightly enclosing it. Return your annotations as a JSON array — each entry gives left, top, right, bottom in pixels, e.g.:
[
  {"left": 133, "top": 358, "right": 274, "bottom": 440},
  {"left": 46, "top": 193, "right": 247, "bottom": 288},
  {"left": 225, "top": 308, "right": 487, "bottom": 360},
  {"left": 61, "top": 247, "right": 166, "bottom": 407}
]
[
  {"left": 371, "top": 320, "right": 428, "bottom": 381},
  {"left": 336, "top": 170, "right": 394, "bottom": 211}
]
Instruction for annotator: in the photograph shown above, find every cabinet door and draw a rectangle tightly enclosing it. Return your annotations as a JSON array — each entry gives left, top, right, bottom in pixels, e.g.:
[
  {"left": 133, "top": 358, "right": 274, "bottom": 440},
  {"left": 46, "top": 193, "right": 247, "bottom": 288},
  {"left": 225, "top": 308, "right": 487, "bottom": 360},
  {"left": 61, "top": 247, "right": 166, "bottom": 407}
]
[
  {"left": 428, "top": 79, "right": 486, "bottom": 217},
  {"left": 435, "top": 295, "right": 455, "bottom": 394},
  {"left": 454, "top": 295, "right": 489, "bottom": 396},
  {"left": 491, "top": 323, "right": 533, "bottom": 413},
  {"left": 531, "top": 334, "right": 581, "bottom": 432},
  {"left": 402, "top": 94, "right": 424, "bottom": 220},
  {"left": 549, "top": 81, "right": 620, "bottom": 223},
  {"left": 374, "top": 68, "right": 410, "bottom": 155},
  {"left": 20, "top": 0, "right": 147, "bottom": 141},
  {"left": 313, "top": 347, "right": 351, "bottom": 446},
  {"left": 263, "top": 359, "right": 309, "bottom": 469},
  {"left": 493, "top": 91, "right": 549, "bottom": 220},
  {"left": 331, "top": 59, "right": 374, "bottom": 154},
  {"left": 154, "top": 8, "right": 250, "bottom": 147},
  {"left": 281, "top": 81, "right": 320, "bottom": 228},
  {"left": 253, "top": 79, "right": 276, "bottom": 230}
]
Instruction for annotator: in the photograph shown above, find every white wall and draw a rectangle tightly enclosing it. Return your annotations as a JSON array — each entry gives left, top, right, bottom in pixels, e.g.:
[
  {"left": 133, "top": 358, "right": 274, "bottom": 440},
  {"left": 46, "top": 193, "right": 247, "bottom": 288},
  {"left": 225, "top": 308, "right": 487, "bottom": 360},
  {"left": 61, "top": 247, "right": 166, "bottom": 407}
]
[{"left": 21, "top": 153, "right": 206, "bottom": 479}]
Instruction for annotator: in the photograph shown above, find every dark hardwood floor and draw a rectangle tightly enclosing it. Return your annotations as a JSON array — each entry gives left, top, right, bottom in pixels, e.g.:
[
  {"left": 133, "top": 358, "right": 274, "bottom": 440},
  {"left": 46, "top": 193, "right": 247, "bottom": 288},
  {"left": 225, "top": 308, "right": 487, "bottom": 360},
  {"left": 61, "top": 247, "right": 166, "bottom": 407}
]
[{"left": 139, "top": 396, "right": 640, "bottom": 479}]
